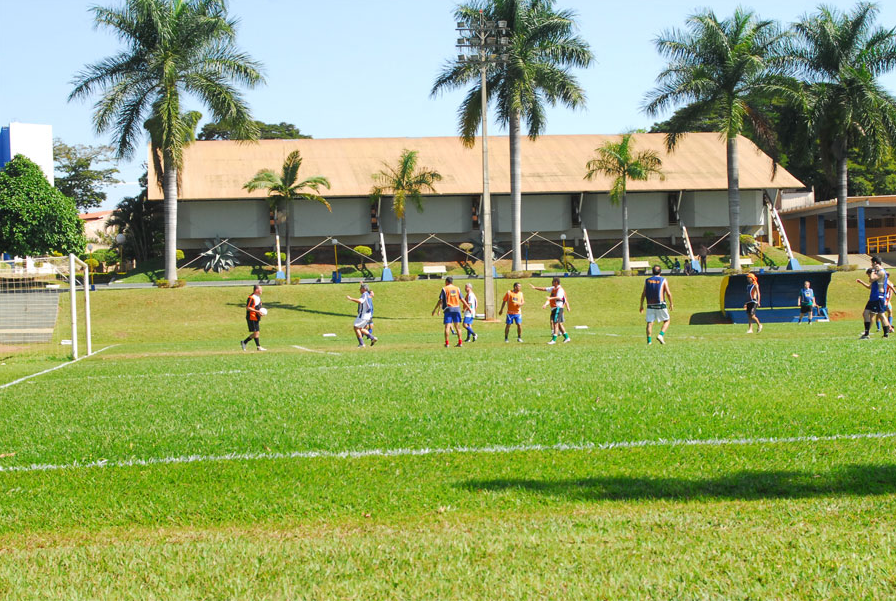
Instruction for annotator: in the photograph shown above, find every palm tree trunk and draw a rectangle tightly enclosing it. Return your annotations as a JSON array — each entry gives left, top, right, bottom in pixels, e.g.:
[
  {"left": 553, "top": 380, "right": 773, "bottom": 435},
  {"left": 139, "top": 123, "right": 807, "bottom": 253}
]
[
  {"left": 509, "top": 110, "right": 522, "bottom": 272},
  {"left": 163, "top": 150, "right": 178, "bottom": 282},
  {"left": 273, "top": 216, "right": 282, "bottom": 274},
  {"left": 285, "top": 202, "right": 291, "bottom": 284},
  {"left": 400, "top": 216, "right": 409, "bottom": 276},
  {"left": 727, "top": 137, "right": 741, "bottom": 271},
  {"left": 621, "top": 191, "right": 630, "bottom": 271},
  {"left": 835, "top": 142, "right": 849, "bottom": 266}
]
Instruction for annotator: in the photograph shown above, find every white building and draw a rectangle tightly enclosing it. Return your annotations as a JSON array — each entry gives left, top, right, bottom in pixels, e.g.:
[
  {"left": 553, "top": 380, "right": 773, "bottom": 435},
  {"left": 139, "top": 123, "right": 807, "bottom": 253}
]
[{"left": 0, "top": 122, "right": 54, "bottom": 185}]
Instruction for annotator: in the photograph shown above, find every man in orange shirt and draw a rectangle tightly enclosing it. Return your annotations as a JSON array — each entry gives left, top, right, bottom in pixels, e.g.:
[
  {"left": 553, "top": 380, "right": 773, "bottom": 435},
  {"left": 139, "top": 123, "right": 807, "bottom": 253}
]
[
  {"left": 432, "top": 276, "right": 472, "bottom": 347},
  {"left": 499, "top": 282, "right": 526, "bottom": 343},
  {"left": 241, "top": 284, "right": 267, "bottom": 351}
]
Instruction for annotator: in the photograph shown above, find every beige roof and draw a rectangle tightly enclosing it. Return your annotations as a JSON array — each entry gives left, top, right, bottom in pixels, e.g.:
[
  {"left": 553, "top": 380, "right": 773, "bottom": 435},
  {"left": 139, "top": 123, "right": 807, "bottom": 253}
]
[{"left": 148, "top": 133, "right": 804, "bottom": 201}]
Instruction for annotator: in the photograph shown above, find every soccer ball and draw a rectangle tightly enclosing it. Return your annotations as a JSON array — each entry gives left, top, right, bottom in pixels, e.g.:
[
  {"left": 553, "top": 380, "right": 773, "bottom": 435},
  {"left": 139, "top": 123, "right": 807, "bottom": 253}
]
[{"left": 259, "top": 307, "right": 268, "bottom": 316}]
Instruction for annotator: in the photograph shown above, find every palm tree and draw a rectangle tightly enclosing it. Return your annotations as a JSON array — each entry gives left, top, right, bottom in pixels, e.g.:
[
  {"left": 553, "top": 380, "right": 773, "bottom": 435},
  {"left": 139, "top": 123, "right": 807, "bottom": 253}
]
[
  {"left": 584, "top": 134, "right": 664, "bottom": 271},
  {"left": 370, "top": 150, "right": 442, "bottom": 276},
  {"left": 789, "top": 3, "right": 896, "bottom": 265},
  {"left": 69, "top": 0, "right": 264, "bottom": 282},
  {"left": 432, "top": 0, "right": 593, "bottom": 271},
  {"left": 643, "top": 8, "right": 787, "bottom": 270},
  {"left": 244, "top": 151, "right": 331, "bottom": 283}
]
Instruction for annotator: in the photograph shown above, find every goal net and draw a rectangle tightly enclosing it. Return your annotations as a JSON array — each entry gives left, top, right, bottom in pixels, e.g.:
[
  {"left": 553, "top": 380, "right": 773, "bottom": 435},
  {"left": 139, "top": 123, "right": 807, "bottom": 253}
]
[{"left": 0, "top": 255, "right": 92, "bottom": 359}]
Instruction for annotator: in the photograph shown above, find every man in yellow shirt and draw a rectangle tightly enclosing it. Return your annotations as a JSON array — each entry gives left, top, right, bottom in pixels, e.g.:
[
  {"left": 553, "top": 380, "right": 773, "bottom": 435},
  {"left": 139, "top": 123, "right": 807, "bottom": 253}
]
[{"left": 498, "top": 282, "right": 526, "bottom": 343}]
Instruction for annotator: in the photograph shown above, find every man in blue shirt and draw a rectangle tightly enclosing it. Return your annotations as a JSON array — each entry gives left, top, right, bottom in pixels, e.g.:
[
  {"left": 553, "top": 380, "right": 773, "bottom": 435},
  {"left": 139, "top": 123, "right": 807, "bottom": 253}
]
[
  {"left": 797, "top": 281, "right": 816, "bottom": 324},
  {"left": 856, "top": 256, "right": 890, "bottom": 339},
  {"left": 639, "top": 265, "right": 673, "bottom": 345}
]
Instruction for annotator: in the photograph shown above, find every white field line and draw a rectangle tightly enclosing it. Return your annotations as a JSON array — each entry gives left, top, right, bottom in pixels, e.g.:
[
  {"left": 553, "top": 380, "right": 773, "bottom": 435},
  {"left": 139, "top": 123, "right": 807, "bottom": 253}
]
[
  {"left": 1, "top": 431, "right": 894, "bottom": 475},
  {"left": 0, "top": 345, "right": 117, "bottom": 390},
  {"left": 292, "top": 345, "right": 341, "bottom": 356}
]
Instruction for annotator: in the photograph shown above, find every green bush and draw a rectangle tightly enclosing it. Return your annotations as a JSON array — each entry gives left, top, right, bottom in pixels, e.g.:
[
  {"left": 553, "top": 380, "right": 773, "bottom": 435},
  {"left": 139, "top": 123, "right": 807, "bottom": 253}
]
[
  {"left": 616, "top": 269, "right": 635, "bottom": 277},
  {"left": 85, "top": 258, "right": 100, "bottom": 271},
  {"left": 264, "top": 251, "right": 286, "bottom": 262},
  {"left": 176, "top": 249, "right": 185, "bottom": 261},
  {"left": 302, "top": 254, "right": 315, "bottom": 265},
  {"left": 353, "top": 245, "right": 373, "bottom": 258},
  {"left": 155, "top": 279, "right": 169, "bottom": 288},
  {"left": 396, "top": 274, "right": 417, "bottom": 282},
  {"left": 172, "top": 279, "right": 186, "bottom": 288}
]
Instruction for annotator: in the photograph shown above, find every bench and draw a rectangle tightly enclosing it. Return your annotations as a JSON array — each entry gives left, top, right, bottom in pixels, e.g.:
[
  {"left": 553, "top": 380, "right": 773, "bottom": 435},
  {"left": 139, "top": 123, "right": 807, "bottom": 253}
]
[
  {"left": 422, "top": 265, "right": 447, "bottom": 278},
  {"left": 628, "top": 260, "right": 651, "bottom": 273},
  {"left": 524, "top": 263, "right": 546, "bottom": 272}
]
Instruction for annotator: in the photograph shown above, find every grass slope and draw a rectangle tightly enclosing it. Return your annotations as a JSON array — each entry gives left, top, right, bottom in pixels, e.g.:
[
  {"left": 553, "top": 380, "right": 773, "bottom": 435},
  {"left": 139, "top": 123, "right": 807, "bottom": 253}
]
[{"left": 0, "top": 273, "right": 893, "bottom": 598}]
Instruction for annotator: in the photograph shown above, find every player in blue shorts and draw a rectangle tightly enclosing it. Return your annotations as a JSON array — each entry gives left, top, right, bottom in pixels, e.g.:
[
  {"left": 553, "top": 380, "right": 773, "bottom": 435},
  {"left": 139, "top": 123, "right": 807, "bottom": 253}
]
[
  {"left": 499, "top": 282, "right": 525, "bottom": 342},
  {"left": 797, "top": 281, "right": 816, "bottom": 324},
  {"left": 432, "top": 276, "right": 471, "bottom": 347},
  {"left": 857, "top": 256, "right": 891, "bottom": 339},
  {"left": 462, "top": 283, "right": 478, "bottom": 342}
]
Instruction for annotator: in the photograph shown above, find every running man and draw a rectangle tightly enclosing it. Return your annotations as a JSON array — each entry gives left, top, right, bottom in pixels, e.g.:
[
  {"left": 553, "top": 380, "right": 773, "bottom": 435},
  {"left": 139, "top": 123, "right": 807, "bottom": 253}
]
[
  {"left": 639, "top": 265, "right": 673, "bottom": 345},
  {"left": 432, "top": 276, "right": 471, "bottom": 347},
  {"left": 745, "top": 272, "right": 762, "bottom": 334},
  {"left": 347, "top": 283, "right": 377, "bottom": 347},
  {"left": 856, "top": 256, "right": 891, "bottom": 339},
  {"left": 241, "top": 285, "right": 267, "bottom": 351},
  {"left": 531, "top": 278, "right": 570, "bottom": 344},
  {"left": 499, "top": 282, "right": 525, "bottom": 343},
  {"left": 463, "top": 283, "right": 478, "bottom": 342},
  {"left": 797, "top": 281, "right": 816, "bottom": 324}
]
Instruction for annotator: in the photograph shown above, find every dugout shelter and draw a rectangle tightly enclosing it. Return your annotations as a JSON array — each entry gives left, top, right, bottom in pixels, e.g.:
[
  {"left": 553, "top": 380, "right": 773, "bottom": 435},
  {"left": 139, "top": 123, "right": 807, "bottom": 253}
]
[{"left": 721, "top": 271, "right": 832, "bottom": 323}]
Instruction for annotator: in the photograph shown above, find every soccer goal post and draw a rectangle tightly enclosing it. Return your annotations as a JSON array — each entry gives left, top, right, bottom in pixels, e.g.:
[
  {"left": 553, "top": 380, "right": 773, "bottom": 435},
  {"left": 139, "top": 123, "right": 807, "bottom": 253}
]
[{"left": 0, "top": 254, "right": 92, "bottom": 359}]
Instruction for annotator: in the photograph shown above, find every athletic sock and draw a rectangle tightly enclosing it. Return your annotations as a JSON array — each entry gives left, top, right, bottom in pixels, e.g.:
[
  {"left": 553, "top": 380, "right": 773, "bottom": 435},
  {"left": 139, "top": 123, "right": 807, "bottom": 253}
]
[
  {"left": 254, "top": 338, "right": 260, "bottom": 347},
  {"left": 865, "top": 321, "right": 871, "bottom": 335},
  {"left": 243, "top": 336, "right": 252, "bottom": 344},
  {"left": 551, "top": 335, "right": 557, "bottom": 342},
  {"left": 563, "top": 333, "right": 569, "bottom": 340},
  {"left": 647, "top": 336, "right": 651, "bottom": 344}
]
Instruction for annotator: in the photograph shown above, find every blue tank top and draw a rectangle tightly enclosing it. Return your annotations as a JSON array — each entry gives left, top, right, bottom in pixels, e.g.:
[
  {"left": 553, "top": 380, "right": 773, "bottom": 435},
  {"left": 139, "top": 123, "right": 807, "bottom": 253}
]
[
  {"left": 747, "top": 283, "right": 758, "bottom": 301},
  {"left": 644, "top": 276, "right": 664, "bottom": 305},
  {"left": 870, "top": 271, "right": 888, "bottom": 302},
  {"left": 800, "top": 288, "right": 814, "bottom": 304}
]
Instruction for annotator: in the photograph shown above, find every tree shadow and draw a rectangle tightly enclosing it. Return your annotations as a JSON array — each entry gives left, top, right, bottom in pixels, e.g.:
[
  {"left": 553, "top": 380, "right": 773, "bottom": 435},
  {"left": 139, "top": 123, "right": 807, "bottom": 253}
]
[
  {"left": 461, "top": 464, "right": 896, "bottom": 502},
  {"left": 688, "top": 311, "right": 731, "bottom": 325},
  {"left": 226, "top": 300, "right": 399, "bottom": 320}
]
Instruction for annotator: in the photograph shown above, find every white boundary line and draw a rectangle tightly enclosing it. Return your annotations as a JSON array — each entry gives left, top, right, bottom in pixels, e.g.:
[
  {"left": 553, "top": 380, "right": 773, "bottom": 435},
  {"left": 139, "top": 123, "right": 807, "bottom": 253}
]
[
  {"left": 1, "top": 431, "right": 894, "bottom": 475},
  {"left": 292, "top": 345, "right": 341, "bottom": 356},
  {"left": 0, "top": 345, "right": 117, "bottom": 390}
]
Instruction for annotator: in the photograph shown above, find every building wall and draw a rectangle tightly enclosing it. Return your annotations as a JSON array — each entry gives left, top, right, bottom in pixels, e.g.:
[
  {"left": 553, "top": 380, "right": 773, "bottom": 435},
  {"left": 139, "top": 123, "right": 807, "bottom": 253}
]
[
  {"left": 0, "top": 123, "right": 54, "bottom": 185},
  {"left": 782, "top": 213, "right": 896, "bottom": 255},
  {"left": 177, "top": 200, "right": 270, "bottom": 240},
  {"left": 580, "top": 192, "right": 667, "bottom": 230},
  {"left": 493, "top": 194, "right": 572, "bottom": 233},
  {"left": 379, "top": 195, "right": 471, "bottom": 235},
  {"left": 290, "top": 196, "right": 370, "bottom": 237},
  {"left": 679, "top": 190, "right": 763, "bottom": 229}
]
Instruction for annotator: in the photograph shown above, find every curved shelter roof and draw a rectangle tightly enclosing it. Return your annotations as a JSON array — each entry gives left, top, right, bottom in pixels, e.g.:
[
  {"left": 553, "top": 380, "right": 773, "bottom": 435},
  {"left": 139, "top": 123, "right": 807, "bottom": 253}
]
[{"left": 148, "top": 133, "right": 803, "bottom": 201}]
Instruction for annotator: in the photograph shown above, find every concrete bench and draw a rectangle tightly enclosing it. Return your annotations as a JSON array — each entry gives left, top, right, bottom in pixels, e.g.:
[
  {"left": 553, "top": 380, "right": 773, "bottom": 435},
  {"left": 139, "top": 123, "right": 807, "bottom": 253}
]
[
  {"left": 422, "top": 265, "right": 447, "bottom": 278},
  {"left": 629, "top": 261, "right": 651, "bottom": 273},
  {"left": 524, "top": 263, "right": 546, "bottom": 271}
]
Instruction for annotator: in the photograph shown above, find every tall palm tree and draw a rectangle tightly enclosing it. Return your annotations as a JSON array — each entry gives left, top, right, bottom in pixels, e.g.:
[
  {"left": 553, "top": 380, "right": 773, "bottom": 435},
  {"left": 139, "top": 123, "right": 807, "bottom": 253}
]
[
  {"left": 584, "top": 134, "right": 664, "bottom": 271},
  {"left": 69, "top": 0, "right": 264, "bottom": 282},
  {"left": 643, "top": 8, "right": 787, "bottom": 270},
  {"left": 370, "top": 150, "right": 442, "bottom": 276},
  {"left": 789, "top": 2, "right": 896, "bottom": 265},
  {"left": 244, "top": 151, "right": 331, "bottom": 283},
  {"left": 432, "top": 0, "right": 593, "bottom": 271}
]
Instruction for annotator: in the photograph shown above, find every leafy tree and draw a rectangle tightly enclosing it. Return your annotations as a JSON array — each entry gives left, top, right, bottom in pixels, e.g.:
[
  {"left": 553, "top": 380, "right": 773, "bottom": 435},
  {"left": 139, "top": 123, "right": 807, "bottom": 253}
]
[
  {"left": 788, "top": 2, "right": 896, "bottom": 265},
  {"left": 584, "top": 134, "right": 664, "bottom": 270},
  {"left": 53, "top": 140, "right": 122, "bottom": 211},
  {"left": 432, "top": 0, "right": 593, "bottom": 271},
  {"left": 0, "top": 155, "right": 86, "bottom": 256},
  {"left": 644, "top": 8, "right": 787, "bottom": 270},
  {"left": 243, "top": 151, "right": 331, "bottom": 282},
  {"left": 69, "top": 0, "right": 264, "bottom": 282},
  {"left": 107, "top": 172, "right": 162, "bottom": 264},
  {"left": 370, "top": 150, "right": 442, "bottom": 276},
  {"left": 198, "top": 120, "right": 311, "bottom": 140}
]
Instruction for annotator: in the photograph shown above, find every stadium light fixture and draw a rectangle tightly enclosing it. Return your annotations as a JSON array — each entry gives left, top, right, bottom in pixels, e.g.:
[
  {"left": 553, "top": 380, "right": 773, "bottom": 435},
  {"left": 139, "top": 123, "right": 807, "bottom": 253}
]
[
  {"left": 455, "top": 11, "right": 509, "bottom": 321},
  {"left": 332, "top": 238, "right": 339, "bottom": 272}
]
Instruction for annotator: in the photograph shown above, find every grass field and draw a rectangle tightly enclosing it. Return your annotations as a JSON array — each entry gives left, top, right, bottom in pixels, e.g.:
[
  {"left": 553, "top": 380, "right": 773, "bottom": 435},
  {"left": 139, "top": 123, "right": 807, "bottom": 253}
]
[{"left": 1, "top": 273, "right": 895, "bottom": 599}]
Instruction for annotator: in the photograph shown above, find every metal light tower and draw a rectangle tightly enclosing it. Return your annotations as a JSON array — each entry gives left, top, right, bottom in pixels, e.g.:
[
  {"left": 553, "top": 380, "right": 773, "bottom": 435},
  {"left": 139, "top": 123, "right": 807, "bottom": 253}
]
[{"left": 456, "top": 12, "right": 509, "bottom": 320}]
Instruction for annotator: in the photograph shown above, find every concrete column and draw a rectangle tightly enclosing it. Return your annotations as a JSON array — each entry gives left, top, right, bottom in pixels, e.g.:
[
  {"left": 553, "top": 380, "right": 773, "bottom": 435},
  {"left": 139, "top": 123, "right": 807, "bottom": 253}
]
[
  {"left": 857, "top": 207, "right": 866, "bottom": 254},
  {"left": 818, "top": 215, "right": 825, "bottom": 254},
  {"left": 799, "top": 217, "right": 806, "bottom": 255}
]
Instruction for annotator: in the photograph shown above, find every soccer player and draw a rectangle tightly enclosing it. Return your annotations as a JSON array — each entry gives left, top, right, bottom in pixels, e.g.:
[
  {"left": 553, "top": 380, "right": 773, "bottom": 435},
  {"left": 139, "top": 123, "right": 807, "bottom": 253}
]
[
  {"left": 797, "top": 281, "right": 816, "bottom": 324},
  {"left": 431, "top": 276, "right": 471, "bottom": 347},
  {"left": 856, "top": 256, "right": 891, "bottom": 339},
  {"left": 639, "top": 265, "right": 673, "bottom": 345},
  {"left": 745, "top": 272, "right": 762, "bottom": 334},
  {"left": 241, "top": 284, "right": 267, "bottom": 351},
  {"left": 347, "top": 283, "right": 377, "bottom": 347},
  {"left": 531, "top": 278, "right": 570, "bottom": 344},
  {"left": 499, "top": 282, "right": 525, "bottom": 343},
  {"left": 463, "top": 283, "right": 478, "bottom": 342}
]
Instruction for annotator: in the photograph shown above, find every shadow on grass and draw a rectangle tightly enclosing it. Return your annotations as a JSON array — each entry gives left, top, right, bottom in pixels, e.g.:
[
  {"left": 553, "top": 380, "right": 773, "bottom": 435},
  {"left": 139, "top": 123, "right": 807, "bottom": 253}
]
[
  {"left": 226, "top": 300, "right": 404, "bottom": 320},
  {"left": 461, "top": 464, "right": 896, "bottom": 502},
  {"left": 689, "top": 311, "right": 731, "bottom": 325}
]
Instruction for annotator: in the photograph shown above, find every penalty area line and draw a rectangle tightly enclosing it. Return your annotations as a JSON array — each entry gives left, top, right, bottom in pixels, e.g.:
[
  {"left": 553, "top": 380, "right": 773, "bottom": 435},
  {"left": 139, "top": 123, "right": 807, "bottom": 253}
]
[
  {"left": 2, "top": 431, "right": 895, "bottom": 475},
  {"left": 292, "top": 345, "right": 341, "bottom": 356},
  {"left": 0, "top": 345, "right": 117, "bottom": 390}
]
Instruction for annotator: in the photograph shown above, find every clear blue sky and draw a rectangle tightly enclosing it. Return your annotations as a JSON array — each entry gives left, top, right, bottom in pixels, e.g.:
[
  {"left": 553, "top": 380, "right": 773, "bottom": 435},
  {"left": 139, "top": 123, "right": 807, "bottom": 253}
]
[{"left": 3, "top": 0, "right": 896, "bottom": 209}]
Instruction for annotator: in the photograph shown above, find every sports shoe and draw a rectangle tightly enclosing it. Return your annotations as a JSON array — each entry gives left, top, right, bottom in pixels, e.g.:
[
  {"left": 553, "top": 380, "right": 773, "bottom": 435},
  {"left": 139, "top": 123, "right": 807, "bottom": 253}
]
[
  {"left": 444, "top": 341, "right": 450, "bottom": 347},
  {"left": 370, "top": 337, "right": 378, "bottom": 346},
  {"left": 472, "top": 333, "right": 478, "bottom": 342},
  {"left": 859, "top": 333, "right": 871, "bottom": 340},
  {"left": 757, "top": 324, "right": 763, "bottom": 333},
  {"left": 563, "top": 337, "right": 570, "bottom": 343},
  {"left": 504, "top": 339, "right": 509, "bottom": 343},
  {"left": 455, "top": 341, "right": 463, "bottom": 347},
  {"left": 257, "top": 346, "right": 267, "bottom": 351},
  {"left": 517, "top": 338, "right": 524, "bottom": 343},
  {"left": 240, "top": 340, "right": 247, "bottom": 351},
  {"left": 547, "top": 339, "right": 556, "bottom": 345},
  {"left": 657, "top": 334, "right": 665, "bottom": 345},
  {"left": 357, "top": 343, "right": 365, "bottom": 348}
]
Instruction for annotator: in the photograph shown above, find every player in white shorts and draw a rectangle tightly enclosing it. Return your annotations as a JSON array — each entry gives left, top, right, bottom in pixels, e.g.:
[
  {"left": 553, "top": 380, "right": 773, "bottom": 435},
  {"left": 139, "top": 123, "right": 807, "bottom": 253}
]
[{"left": 639, "top": 265, "right": 673, "bottom": 345}]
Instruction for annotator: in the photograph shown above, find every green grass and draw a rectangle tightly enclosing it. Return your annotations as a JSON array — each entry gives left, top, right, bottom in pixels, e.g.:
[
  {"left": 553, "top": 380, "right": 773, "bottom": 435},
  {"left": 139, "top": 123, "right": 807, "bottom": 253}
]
[{"left": 0, "top": 273, "right": 893, "bottom": 598}]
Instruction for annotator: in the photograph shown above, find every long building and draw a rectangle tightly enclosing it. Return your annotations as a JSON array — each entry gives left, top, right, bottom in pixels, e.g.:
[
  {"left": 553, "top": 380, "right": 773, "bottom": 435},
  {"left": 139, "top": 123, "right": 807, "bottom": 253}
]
[{"left": 148, "top": 133, "right": 803, "bottom": 254}]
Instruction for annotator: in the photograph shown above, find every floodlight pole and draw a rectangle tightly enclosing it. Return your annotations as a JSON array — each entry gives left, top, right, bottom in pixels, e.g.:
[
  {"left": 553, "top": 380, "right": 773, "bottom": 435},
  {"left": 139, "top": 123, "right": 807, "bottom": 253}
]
[{"left": 457, "top": 12, "right": 508, "bottom": 321}]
